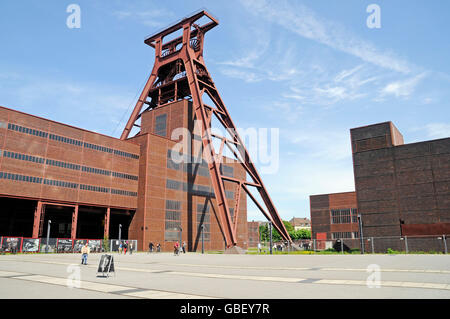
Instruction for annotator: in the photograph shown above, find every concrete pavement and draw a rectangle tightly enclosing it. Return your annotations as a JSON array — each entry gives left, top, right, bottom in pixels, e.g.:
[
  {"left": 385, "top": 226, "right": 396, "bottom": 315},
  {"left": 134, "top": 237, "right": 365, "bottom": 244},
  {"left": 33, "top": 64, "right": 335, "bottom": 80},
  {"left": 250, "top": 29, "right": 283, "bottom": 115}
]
[{"left": 0, "top": 252, "right": 449, "bottom": 299}]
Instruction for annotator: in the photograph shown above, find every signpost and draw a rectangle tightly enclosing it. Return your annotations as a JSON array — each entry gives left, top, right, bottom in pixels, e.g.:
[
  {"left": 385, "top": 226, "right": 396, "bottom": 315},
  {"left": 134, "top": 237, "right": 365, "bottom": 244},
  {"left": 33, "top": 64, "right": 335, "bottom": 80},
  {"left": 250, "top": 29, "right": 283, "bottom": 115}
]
[{"left": 97, "top": 254, "right": 115, "bottom": 278}]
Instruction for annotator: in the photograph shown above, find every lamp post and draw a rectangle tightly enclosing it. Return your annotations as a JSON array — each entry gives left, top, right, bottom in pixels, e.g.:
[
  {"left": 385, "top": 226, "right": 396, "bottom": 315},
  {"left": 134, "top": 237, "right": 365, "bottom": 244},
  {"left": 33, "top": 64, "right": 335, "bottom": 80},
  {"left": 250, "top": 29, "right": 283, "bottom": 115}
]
[
  {"left": 179, "top": 226, "right": 183, "bottom": 252},
  {"left": 118, "top": 224, "right": 122, "bottom": 242},
  {"left": 201, "top": 224, "right": 204, "bottom": 254},
  {"left": 357, "top": 214, "right": 365, "bottom": 254},
  {"left": 45, "top": 220, "right": 51, "bottom": 253},
  {"left": 269, "top": 221, "right": 273, "bottom": 255}
]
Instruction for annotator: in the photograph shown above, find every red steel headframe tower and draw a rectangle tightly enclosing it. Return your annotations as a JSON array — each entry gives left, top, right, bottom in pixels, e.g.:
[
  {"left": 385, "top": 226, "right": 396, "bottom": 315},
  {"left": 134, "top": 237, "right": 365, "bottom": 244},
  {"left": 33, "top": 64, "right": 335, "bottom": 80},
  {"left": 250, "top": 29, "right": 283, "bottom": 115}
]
[{"left": 121, "top": 10, "right": 291, "bottom": 247}]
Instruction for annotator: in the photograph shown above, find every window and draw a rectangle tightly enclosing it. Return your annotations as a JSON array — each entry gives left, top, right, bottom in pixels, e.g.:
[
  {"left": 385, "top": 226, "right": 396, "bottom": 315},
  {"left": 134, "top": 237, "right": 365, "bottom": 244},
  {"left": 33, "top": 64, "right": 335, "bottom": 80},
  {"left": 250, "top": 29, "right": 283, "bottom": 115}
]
[
  {"left": 165, "top": 199, "right": 181, "bottom": 241},
  {"left": 166, "top": 200, "right": 181, "bottom": 211},
  {"left": 220, "top": 164, "right": 234, "bottom": 177},
  {"left": 332, "top": 232, "right": 352, "bottom": 239},
  {"left": 331, "top": 209, "right": 354, "bottom": 224},
  {"left": 166, "top": 179, "right": 181, "bottom": 190},
  {"left": 155, "top": 114, "right": 167, "bottom": 137},
  {"left": 196, "top": 202, "right": 211, "bottom": 242}
]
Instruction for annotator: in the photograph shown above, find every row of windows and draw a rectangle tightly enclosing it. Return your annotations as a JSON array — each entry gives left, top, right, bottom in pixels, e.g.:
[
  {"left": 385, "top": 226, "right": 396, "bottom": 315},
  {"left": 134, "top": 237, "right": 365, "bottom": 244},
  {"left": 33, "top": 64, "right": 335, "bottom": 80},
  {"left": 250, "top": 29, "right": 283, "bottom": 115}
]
[
  {"left": 47, "top": 159, "right": 80, "bottom": 171},
  {"left": 166, "top": 179, "right": 234, "bottom": 199},
  {"left": 0, "top": 172, "right": 42, "bottom": 184},
  {"left": 49, "top": 133, "right": 82, "bottom": 146},
  {"left": 80, "top": 184, "right": 109, "bottom": 193},
  {"left": 2, "top": 150, "right": 45, "bottom": 164},
  {"left": 0, "top": 170, "right": 137, "bottom": 196},
  {"left": 167, "top": 150, "right": 235, "bottom": 178},
  {"left": 44, "top": 179, "right": 78, "bottom": 189},
  {"left": 332, "top": 232, "right": 359, "bottom": 239},
  {"left": 331, "top": 208, "right": 358, "bottom": 224},
  {"left": 113, "top": 149, "right": 139, "bottom": 160},
  {"left": 8, "top": 123, "right": 48, "bottom": 138},
  {"left": 83, "top": 142, "right": 113, "bottom": 154},
  {"left": 167, "top": 158, "right": 210, "bottom": 177},
  {"left": 6, "top": 122, "right": 139, "bottom": 160},
  {"left": 112, "top": 171, "right": 138, "bottom": 181},
  {"left": 111, "top": 189, "right": 138, "bottom": 197},
  {"left": 82, "top": 166, "right": 110, "bottom": 176},
  {"left": 0, "top": 149, "right": 138, "bottom": 180}
]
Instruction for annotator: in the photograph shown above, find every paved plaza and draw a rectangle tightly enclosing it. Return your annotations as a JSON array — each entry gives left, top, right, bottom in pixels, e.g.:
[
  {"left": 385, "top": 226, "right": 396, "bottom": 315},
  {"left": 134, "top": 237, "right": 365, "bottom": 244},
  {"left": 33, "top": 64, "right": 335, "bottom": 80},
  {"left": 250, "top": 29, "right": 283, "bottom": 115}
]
[{"left": 0, "top": 252, "right": 449, "bottom": 299}]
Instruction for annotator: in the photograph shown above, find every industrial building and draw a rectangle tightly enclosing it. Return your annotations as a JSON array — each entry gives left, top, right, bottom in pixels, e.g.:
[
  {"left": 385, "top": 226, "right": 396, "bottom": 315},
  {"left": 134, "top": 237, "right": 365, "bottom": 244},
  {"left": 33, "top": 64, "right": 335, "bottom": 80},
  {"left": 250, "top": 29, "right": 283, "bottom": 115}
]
[
  {"left": 310, "top": 121, "right": 450, "bottom": 252},
  {"left": 0, "top": 100, "right": 247, "bottom": 252},
  {"left": 0, "top": 10, "right": 291, "bottom": 252}
]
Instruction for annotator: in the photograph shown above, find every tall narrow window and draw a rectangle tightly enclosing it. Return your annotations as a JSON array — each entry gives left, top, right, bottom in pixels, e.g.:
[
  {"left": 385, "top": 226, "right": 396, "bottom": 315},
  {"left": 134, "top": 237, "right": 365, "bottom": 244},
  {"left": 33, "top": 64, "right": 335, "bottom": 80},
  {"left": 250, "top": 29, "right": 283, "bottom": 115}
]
[{"left": 155, "top": 113, "right": 167, "bottom": 137}]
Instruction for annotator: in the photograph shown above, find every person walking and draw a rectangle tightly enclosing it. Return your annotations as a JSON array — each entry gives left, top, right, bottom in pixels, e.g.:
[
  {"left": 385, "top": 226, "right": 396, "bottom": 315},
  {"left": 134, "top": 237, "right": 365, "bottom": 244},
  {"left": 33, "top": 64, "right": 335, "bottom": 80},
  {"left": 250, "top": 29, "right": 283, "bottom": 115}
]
[
  {"left": 149, "top": 242, "right": 154, "bottom": 253},
  {"left": 182, "top": 241, "right": 186, "bottom": 254},
  {"left": 118, "top": 242, "right": 123, "bottom": 254},
  {"left": 257, "top": 242, "right": 262, "bottom": 254},
  {"left": 129, "top": 242, "right": 133, "bottom": 255},
  {"left": 173, "top": 242, "right": 179, "bottom": 256},
  {"left": 157, "top": 243, "right": 161, "bottom": 252},
  {"left": 81, "top": 243, "right": 90, "bottom": 265},
  {"left": 123, "top": 241, "right": 128, "bottom": 254}
]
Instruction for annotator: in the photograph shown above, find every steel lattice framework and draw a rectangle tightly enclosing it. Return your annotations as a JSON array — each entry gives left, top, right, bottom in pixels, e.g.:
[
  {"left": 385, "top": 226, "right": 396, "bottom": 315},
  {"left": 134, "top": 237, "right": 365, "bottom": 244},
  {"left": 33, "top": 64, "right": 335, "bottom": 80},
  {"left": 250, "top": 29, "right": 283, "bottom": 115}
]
[{"left": 121, "top": 10, "right": 291, "bottom": 247}]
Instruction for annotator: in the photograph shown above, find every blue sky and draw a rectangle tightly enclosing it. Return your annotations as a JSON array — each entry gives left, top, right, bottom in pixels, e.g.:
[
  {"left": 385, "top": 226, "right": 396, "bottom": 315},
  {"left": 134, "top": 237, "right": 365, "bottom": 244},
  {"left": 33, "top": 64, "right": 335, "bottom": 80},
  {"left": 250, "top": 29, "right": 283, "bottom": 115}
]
[{"left": 1, "top": 0, "right": 449, "bottom": 222}]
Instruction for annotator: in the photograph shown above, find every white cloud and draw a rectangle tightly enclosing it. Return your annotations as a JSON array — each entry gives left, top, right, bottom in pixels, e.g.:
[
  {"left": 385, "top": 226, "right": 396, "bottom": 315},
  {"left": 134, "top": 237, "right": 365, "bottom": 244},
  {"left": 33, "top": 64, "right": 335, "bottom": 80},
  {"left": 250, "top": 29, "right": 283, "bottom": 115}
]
[
  {"left": 240, "top": 0, "right": 413, "bottom": 74},
  {"left": 423, "top": 123, "right": 450, "bottom": 139},
  {"left": 112, "top": 8, "right": 174, "bottom": 28},
  {"left": 380, "top": 72, "right": 428, "bottom": 98}
]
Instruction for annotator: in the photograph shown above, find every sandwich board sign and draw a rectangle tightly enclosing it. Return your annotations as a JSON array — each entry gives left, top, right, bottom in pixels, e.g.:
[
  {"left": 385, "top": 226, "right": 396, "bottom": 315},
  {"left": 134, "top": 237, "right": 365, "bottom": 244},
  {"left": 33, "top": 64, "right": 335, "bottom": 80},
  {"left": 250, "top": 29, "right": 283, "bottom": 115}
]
[{"left": 97, "top": 254, "right": 115, "bottom": 277}]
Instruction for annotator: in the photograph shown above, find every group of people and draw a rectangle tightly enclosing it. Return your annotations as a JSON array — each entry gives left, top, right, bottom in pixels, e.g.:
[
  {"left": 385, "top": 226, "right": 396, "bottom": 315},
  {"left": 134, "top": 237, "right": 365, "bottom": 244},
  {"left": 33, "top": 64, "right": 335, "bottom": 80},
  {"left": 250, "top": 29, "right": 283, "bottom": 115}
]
[
  {"left": 118, "top": 241, "right": 134, "bottom": 254},
  {"left": 257, "top": 241, "right": 292, "bottom": 253},
  {"left": 148, "top": 242, "right": 161, "bottom": 253},
  {"left": 173, "top": 241, "right": 186, "bottom": 256}
]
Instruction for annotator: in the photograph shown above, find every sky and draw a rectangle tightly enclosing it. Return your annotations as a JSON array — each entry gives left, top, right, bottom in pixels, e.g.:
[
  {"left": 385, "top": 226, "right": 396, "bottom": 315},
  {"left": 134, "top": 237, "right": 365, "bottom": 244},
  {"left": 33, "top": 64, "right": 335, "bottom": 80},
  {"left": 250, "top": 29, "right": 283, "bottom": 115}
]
[{"left": 1, "top": 0, "right": 449, "bottom": 222}]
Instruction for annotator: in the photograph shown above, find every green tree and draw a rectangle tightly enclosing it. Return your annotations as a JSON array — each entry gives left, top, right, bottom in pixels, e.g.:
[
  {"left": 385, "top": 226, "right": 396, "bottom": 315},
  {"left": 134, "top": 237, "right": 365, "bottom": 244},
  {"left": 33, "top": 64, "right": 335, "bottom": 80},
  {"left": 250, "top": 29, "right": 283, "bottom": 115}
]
[{"left": 259, "top": 221, "right": 294, "bottom": 242}]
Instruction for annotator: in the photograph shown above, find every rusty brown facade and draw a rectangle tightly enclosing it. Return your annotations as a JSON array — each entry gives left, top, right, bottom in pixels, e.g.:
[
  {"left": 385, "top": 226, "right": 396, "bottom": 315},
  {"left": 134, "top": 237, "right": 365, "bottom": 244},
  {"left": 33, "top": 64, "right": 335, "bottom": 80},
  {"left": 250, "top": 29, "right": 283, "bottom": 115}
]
[
  {"left": 0, "top": 99, "right": 248, "bottom": 251},
  {"left": 310, "top": 121, "right": 450, "bottom": 252},
  {"left": 351, "top": 122, "right": 450, "bottom": 249},
  {"left": 310, "top": 192, "right": 359, "bottom": 243}
]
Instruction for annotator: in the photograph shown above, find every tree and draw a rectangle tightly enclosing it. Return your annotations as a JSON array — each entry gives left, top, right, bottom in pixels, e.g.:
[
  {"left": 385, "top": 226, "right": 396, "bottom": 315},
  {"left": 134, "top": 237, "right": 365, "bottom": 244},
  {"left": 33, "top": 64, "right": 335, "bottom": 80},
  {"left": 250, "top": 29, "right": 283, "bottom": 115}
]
[{"left": 259, "top": 221, "right": 294, "bottom": 242}]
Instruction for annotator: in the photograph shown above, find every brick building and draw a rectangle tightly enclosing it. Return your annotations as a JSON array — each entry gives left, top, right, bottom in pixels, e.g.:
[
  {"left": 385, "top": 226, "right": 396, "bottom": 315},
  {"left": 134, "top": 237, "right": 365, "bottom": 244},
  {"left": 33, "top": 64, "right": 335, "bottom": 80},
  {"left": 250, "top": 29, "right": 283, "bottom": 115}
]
[
  {"left": 351, "top": 121, "right": 449, "bottom": 251},
  {"left": 0, "top": 99, "right": 248, "bottom": 252},
  {"left": 289, "top": 217, "right": 311, "bottom": 231},
  {"left": 310, "top": 121, "right": 449, "bottom": 252},
  {"left": 310, "top": 192, "right": 359, "bottom": 248}
]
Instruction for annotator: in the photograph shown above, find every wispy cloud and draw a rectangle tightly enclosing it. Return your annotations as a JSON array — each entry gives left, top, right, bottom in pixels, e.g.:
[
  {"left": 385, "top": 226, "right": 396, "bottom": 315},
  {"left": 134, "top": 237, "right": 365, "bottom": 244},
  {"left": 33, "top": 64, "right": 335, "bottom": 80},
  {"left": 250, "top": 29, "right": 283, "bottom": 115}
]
[
  {"left": 380, "top": 72, "right": 428, "bottom": 98},
  {"left": 423, "top": 123, "right": 450, "bottom": 139},
  {"left": 240, "top": 0, "right": 413, "bottom": 74},
  {"left": 112, "top": 8, "right": 174, "bottom": 28}
]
